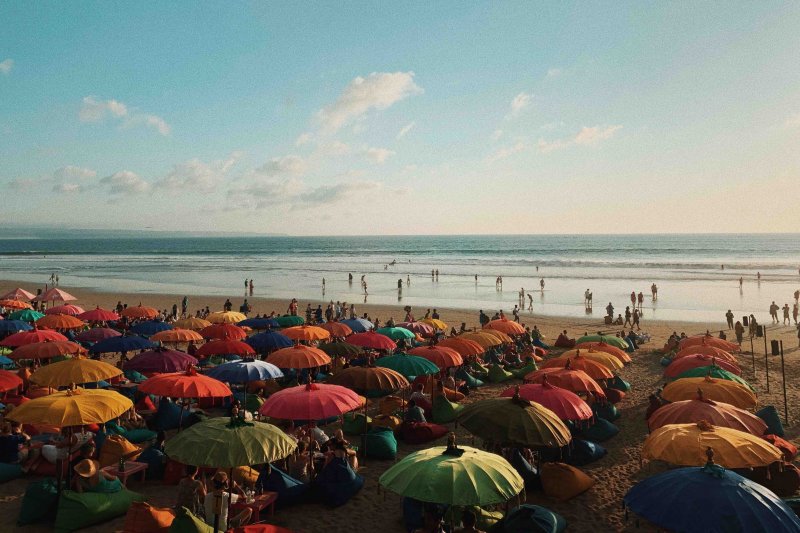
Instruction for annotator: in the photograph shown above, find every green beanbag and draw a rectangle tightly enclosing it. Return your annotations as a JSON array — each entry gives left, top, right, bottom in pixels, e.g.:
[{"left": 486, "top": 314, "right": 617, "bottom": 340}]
[
  {"left": 511, "top": 362, "right": 538, "bottom": 379},
  {"left": 0, "top": 462, "right": 22, "bottom": 483},
  {"left": 593, "top": 403, "right": 620, "bottom": 421},
  {"left": 364, "top": 427, "right": 398, "bottom": 460},
  {"left": 342, "top": 413, "right": 371, "bottom": 435},
  {"left": 456, "top": 367, "right": 484, "bottom": 388},
  {"left": 608, "top": 375, "right": 631, "bottom": 392},
  {"left": 169, "top": 506, "right": 214, "bottom": 533},
  {"left": 470, "top": 361, "right": 490, "bottom": 378},
  {"left": 757, "top": 405, "right": 784, "bottom": 437},
  {"left": 445, "top": 506, "right": 504, "bottom": 530},
  {"left": 18, "top": 477, "right": 61, "bottom": 525},
  {"left": 579, "top": 417, "right": 619, "bottom": 442},
  {"left": 432, "top": 395, "right": 464, "bottom": 424},
  {"left": 124, "top": 428, "right": 158, "bottom": 444},
  {"left": 54, "top": 488, "right": 144, "bottom": 532},
  {"left": 487, "top": 364, "right": 514, "bottom": 383}
]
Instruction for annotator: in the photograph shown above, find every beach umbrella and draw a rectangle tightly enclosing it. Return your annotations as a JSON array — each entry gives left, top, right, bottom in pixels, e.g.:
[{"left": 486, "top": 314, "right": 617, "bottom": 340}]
[
  {"left": 501, "top": 382, "right": 593, "bottom": 422},
  {"left": 151, "top": 328, "right": 204, "bottom": 343},
  {"left": 624, "top": 455, "right": 800, "bottom": 533},
  {"left": 575, "top": 335, "right": 628, "bottom": 350},
  {"left": 207, "top": 311, "right": 247, "bottom": 324},
  {"left": 647, "top": 394, "right": 767, "bottom": 435},
  {"left": 525, "top": 368, "right": 606, "bottom": 398},
  {"left": 642, "top": 421, "right": 782, "bottom": 468},
  {"left": 206, "top": 359, "right": 283, "bottom": 383},
  {"left": 129, "top": 320, "right": 173, "bottom": 337},
  {"left": 554, "top": 349, "right": 624, "bottom": 372},
  {"left": 88, "top": 334, "right": 155, "bottom": 354},
  {"left": 0, "top": 370, "right": 23, "bottom": 392},
  {"left": 246, "top": 331, "right": 293, "bottom": 353},
  {"left": 376, "top": 327, "right": 415, "bottom": 341},
  {"left": 460, "top": 332, "right": 502, "bottom": 349},
  {"left": 0, "top": 288, "right": 36, "bottom": 301},
  {"left": 30, "top": 356, "right": 122, "bottom": 387},
  {"left": 282, "top": 325, "right": 331, "bottom": 342},
  {"left": 420, "top": 318, "right": 448, "bottom": 331},
  {"left": 437, "top": 337, "right": 485, "bottom": 357},
  {"left": 8, "top": 309, "right": 45, "bottom": 322},
  {"left": 665, "top": 354, "right": 741, "bottom": 377},
  {"left": 6, "top": 388, "right": 132, "bottom": 427},
  {"left": 267, "top": 345, "right": 331, "bottom": 369},
  {"left": 120, "top": 305, "right": 159, "bottom": 320},
  {"left": 35, "top": 314, "right": 85, "bottom": 330},
  {"left": 679, "top": 335, "right": 739, "bottom": 353},
  {"left": 123, "top": 348, "right": 198, "bottom": 373},
  {"left": 200, "top": 323, "right": 247, "bottom": 341},
  {"left": 237, "top": 317, "right": 280, "bottom": 330},
  {"left": 397, "top": 322, "right": 435, "bottom": 336},
  {"left": 539, "top": 354, "right": 614, "bottom": 380},
  {"left": 408, "top": 345, "right": 463, "bottom": 369},
  {"left": 33, "top": 287, "right": 77, "bottom": 303},
  {"left": 77, "top": 307, "right": 120, "bottom": 322},
  {"left": 481, "top": 329, "right": 514, "bottom": 344},
  {"left": 318, "top": 321, "right": 353, "bottom": 337},
  {"left": 661, "top": 376, "right": 757, "bottom": 409},
  {"left": 484, "top": 319, "right": 526, "bottom": 335},
  {"left": 10, "top": 340, "right": 86, "bottom": 360},
  {"left": 173, "top": 317, "right": 212, "bottom": 330},
  {"left": 195, "top": 339, "right": 255, "bottom": 358},
  {"left": 375, "top": 353, "right": 439, "bottom": 379},
  {"left": 340, "top": 317, "right": 372, "bottom": 333},
  {"left": 317, "top": 341, "right": 364, "bottom": 358},
  {"left": 326, "top": 366, "right": 409, "bottom": 394},
  {"left": 74, "top": 327, "right": 121, "bottom": 343},
  {"left": 379, "top": 439, "right": 524, "bottom": 506},
  {"left": 574, "top": 342, "right": 632, "bottom": 363},
  {"left": 139, "top": 368, "right": 232, "bottom": 399},
  {"left": 676, "top": 366, "right": 753, "bottom": 391},
  {"left": 258, "top": 382, "right": 362, "bottom": 420},
  {"left": 458, "top": 396, "right": 572, "bottom": 448},
  {"left": 674, "top": 345, "right": 738, "bottom": 364},
  {"left": 347, "top": 331, "right": 397, "bottom": 351},
  {"left": 0, "top": 320, "right": 33, "bottom": 336},
  {"left": 44, "top": 304, "right": 85, "bottom": 316},
  {"left": 0, "top": 299, "right": 33, "bottom": 310},
  {"left": 1, "top": 329, "right": 68, "bottom": 347},
  {"left": 275, "top": 315, "right": 305, "bottom": 327}
]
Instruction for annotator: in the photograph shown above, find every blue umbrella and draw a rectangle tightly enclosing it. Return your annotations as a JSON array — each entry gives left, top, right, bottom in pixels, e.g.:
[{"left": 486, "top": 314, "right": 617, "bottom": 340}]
[
  {"left": 89, "top": 335, "right": 156, "bottom": 354},
  {"left": 0, "top": 320, "right": 33, "bottom": 335},
  {"left": 129, "top": 321, "right": 173, "bottom": 337},
  {"left": 246, "top": 331, "right": 293, "bottom": 353},
  {"left": 238, "top": 317, "right": 280, "bottom": 330},
  {"left": 624, "top": 458, "right": 800, "bottom": 532},
  {"left": 341, "top": 318, "right": 373, "bottom": 333},
  {"left": 206, "top": 359, "right": 283, "bottom": 383},
  {"left": 0, "top": 355, "right": 15, "bottom": 368}
]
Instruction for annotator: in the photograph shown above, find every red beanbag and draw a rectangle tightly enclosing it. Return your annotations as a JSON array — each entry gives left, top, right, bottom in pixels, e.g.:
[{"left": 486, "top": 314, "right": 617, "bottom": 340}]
[
  {"left": 401, "top": 422, "right": 449, "bottom": 445},
  {"left": 763, "top": 434, "right": 798, "bottom": 461},
  {"left": 123, "top": 501, "right": 176, "bottom": 532},
  {"left": 602, "top": 388, "right": 625, "bottom": 404}
]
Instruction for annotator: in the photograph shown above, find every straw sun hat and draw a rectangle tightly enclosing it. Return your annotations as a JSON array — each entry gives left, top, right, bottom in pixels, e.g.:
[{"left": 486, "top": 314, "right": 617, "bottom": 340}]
[{"left": 74, "top": 458, "right": 99, "bottom": 478}]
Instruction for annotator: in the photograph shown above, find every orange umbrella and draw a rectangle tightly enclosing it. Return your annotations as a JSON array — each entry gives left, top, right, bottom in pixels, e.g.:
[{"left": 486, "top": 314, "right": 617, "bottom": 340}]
[
  {"left": 200, "top": 323, "right": 247, "bottom": 341},
  {"left": 0, "top": 370, "right": 23, "bottom": 392},
  {"left": 481, "top": 329, "right": 514, "bottom": 344},
  {"left": 664, "top": 354, "right": 741, "bottom": 378},
  {"left": 661, "top": 376, "right": 757, "bottom": 409},
  {"left": 555, "top": 349, "right": 624, "bottom": 372},
  {"left": 648, "top": 393, "right": 767, "bottom": 435},
  {"left": 0, "top": 299, "right": 33, "bottom": 310},
  {"left": 326, "top": 366, "right": 410, "bottom": 393},
  {"left": 525, "top": 368, "right": 606, "bottom": 398},
  {"left": 437, "top": 337, "right": 485, "bottom": 357},
  {"left": 678, "top": 335, "right": 739, "bottom": 352},
  {"left": 151, "top": 328, "right": 204, "bottom": 343},
  {"left": 460, "top": 332, "right": 502, "bottom": 349},
  {"left": 319, "top": 321, "right": 353, "bottom": 337},
  {"left": 138, "top": 368, "right": 232, "bottom": 399},
  {"left": 268, "top": 345, "right": 332, "bottom": 369},
  {"left": 484, "top": 319, "right": 526, "bottom": 335},
  {"left": 35, "top": 314, "right": 85, "bottom": 330},
  {"left": 282, "top": 325, "right": 331, "bottom": 342},
  {"left": 195, "top": 339, "right": 255, "bottom": 358},
  {"left": 0, "top": 288, "right": 36, "bottom": 301},
  {"left": 173, "top": 317, "right": 212, "bottom": 331},
  {"left": 574, "top": 342, "right": 632, "bottom": 363},
  {"left": 121, "top": 305, "right": 159, "bottom": 320},
  {"left": 408, "top": 345, "right": 463, "bottom": 369},
  {"left": 674, "top": 346, "right": 738, "bottom": 364},
  {"left": 10, "top": 340, "right": 86, "bottom": 360},
  {"left": 539, "top": 354, "right": 614, "bottom": 380},
  {"left": 44, "top": 305, "right": 86, "bottom": 316},
  {"left": 0, "top": 329, "right": 68, "bottom": 347}
]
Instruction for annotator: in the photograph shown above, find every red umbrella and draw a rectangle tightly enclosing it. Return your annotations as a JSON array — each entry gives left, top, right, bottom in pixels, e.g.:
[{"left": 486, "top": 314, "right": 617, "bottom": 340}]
[
  {"left": 678, "top": 335, "right": 739, "bottom": 353},
  {"left": 397, "top": 322, "right": 435, "bottom": 337},
  {"left": 32, "top": 287, "right": 77, "bottom": 303},
  {"left": 0, "top": 370, "right": 23, "bottom": 392},
  {"left": 44, "top": 305, "right": 86, "bottom": 316},
  {"left": 574, "top": 342, "right": 632, "bottom": 364},
  {"left": 525, "top": 367, "right": 606, "bottom": 398},
  {"left": 74, "top": 327, "right": 121, "bottom": 343},
  {"left": 10, "top": 340, "right": 86, "bottom": 360},
  {"left": 664, "top": 354, "right": 741, "bottom": 378},
  {"left": 200, "top": 323, "right": 247, "bottom": 341},
  {"left": 36, "top": 314, "right": 85, "bottom": 331},
  {"left": 259, "top": 382, "right": 363, "bottom": 420},
  {"left": 500, "top": 381, "right": 593, "bottom": 422},
  {"left": 674, "top": 346, "right": 738, "bottom": 365},
  {"left": 138, "top": 368, "right": 232, "bottom": 398},
  {"left": 195, "top": 339, "right": 255, "bottom": 358},
  {"left": 0, "top": 288, "right": 36, "bottom": 301},
  {"left": 484, "top": 319, "right": 526, "bottom": 335},
  {"left": 648, "top": 395, "right": 768, "bottom": 435},
  {"left": 123, "top": 348, "right": 198, "bottom": 374},
  {"left": 0, "top": 329, "right": 68, "bottom": 347},
  {"left": 120, "top": 305, "right": 159, "bottom": 320},
  {"left": 347, "top": 331, "right": 397, "bottom": 351},
  {"left": 268, "top": 346, "right": 331, "bottom": 369},
  {"left": 77, "top": 307, "right": 121, "bottom": 322},
  {"left": 408, "top": 345, "right": 463, "bottom": 369},
  {"left": 319, "top": 322, "right": 353, "bottom": 337},
  {"left": 0, "top": 299, "right": 33, "bottom": 310}
]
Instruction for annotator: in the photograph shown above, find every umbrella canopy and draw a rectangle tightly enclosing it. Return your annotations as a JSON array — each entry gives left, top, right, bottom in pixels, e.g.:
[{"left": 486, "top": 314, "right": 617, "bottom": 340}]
[
  {"left": 120, "top": 305, "right": 159, "bottom": 320},
  {"left": 661, "top": 376, "right": 757, "bottom": 409},
  {"left": 207, "top": 311, "right": 248, "bottom": 324},
  {"left": 0, "top": 369, "right": 23, "bottom": 392},
  {"left": 0, "top": 288, "right": 36, "bottom": 301},
  {"left": 347, "top": 331, "right": 397, "bottom": 351},
  {"left": 88, "top": 335, "right": 155, "bottom": 354},
  {"left": 164, "top": 417, "right": 296, "bottom": 468},
  {"left": 318, "top": 321, "right": 353, "bottom": 337},
  {"left": 77, "top": 307, "right": 120, "bottom": 322},
  {"left": 237, "top": 317, "right": 280, "bottom": 330},
  {"left": 74, "top": 327, "right": 121, "bottom": 343},
  {"left": 123, "top": 348, "right": 198, "bottom": 373},
  {"left": 674, "top": 345, "right": 738, "bottom": 365},
  {"left": 648, "top": 395, "right": 767, "bottom": 435},
  {"left": 317, "top": 341, "right": 363, "bottom": 358},
  {"left": 376, "top": 327, "right": 415, "bottom": 341},
  {"left": 281, "top": 325, "right": 331, "bottom": 342},
  {"left": 174, "top": 317, "right": 212, "bottom": 330},
  {"left": 459, "top": 332, "right": 502, "bottom": 349},
  {"left": 151, "top": 328, "right": 204, "bottom": 343},
  {"left": 665, "top": 354, "right": 741, "bottom": 377},
  {"left": 458, "top": 396, "right": 572, "bottom": 448},
  {"left": 420, "top": 318, "right": 448, "bottom": 330},
  {"left": 679, "top": 335, "right": 739, "bottom": 352},
  {"left": 397, "top": 321, "right": 435, "bottom": 336},
  {"left": 676, "top": 365, "right": 753, "bottom": 391},
  {"left": 200, "top": 323, "right": 247, "bottom": 341},
  {"left": 484, "top": 319, "right": 526, "bottom": 335},
  {"left": 481, "top": 329, "right": 514, "bottom": 344},
  {"left": 129, "top": 320, "right": 173, "bottom": 337},
  {"left": 35, "top": 314, "right": 85, "bottom": 330},
  {"left": 268, "top": 345, "right": 331, "bottom": 369},
  {"left": 326, "top": 366, "right": 409, "bottom": 394},
  {"left": 195, "top": 339, "right": 255, "bottom": 358},
  {"left": 379, "top": 441, "right": 524, "bottom": 506},
  {"left": 642, "top": 422, "right": 783, "bottom": 468},
  {"left": 30, "top": 356, "right": 122, "bottom": 387},
  {"left": 246, "top": 331, "right": 294, "bottom": 353},
  {"left": 44, "top": 304, "right": 85, "bottom": 316},
  {"left": 6, "top": 388, "right": 132, "bottom": 427},
  {"left": 33, "top": 288, "right": 77, "bottom": 303},
  {"left": 8, "top": 309, "right": 45, "bottom": 322},
  {"left": 501, "top": 382, "right": 593, "bottom": 422},
  {"left": 340, "top": 317, "right": 373, "bottom": 333},
  {"left": 10, "top": 340, "right": 86, "bottom": 360},
  {"left": 408, "top": 345, "right": 463, "bottom": 369},
  {"left": 139, "top": 368, "right": 232, "bottom": 399},
  {"left": 0, "top": 299, "right": 33, "bottom": 310},
  {"left": 624, "top": 457, "right": 800, "bottom": 533},
  {"left": 555, "top": 349, "right": 624, "bottom": 371},
  {"left": 1, "top": 329, "right": 68, "bottom": 347},
  {"left": 575, "top": 335, "right": 629, "bottom": 350},
  {"left": 274, "top": 315, "right": 305, "bottom": 327},
  {"left": 259, "top": 382, "right": 363, "bottom": 420},
  {"left": 574, "top": 342, "right": 632, "bottom": 363},
  {"left": 525, "top": 368, "right": 606, "bottom": 398},
  {"left": 0, "top": 320, "right": 33, "bottom": 335},
  {"left": 375, "top": 353, "right": 440, "bottom": 379},
  {"left": 205, "top": 359, "right": 283, "bottom": 383},
  {"left": 539, "top": 354, "right": 614, "bottom": 380},
  {"left": 436, "top": 337, "right": 485, "bottom": 357}
]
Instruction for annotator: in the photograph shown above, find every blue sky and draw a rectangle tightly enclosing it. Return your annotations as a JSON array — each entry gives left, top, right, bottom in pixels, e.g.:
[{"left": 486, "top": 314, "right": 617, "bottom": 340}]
[{"left": 2, "top": 2, "right": 800, "bottom": 234}]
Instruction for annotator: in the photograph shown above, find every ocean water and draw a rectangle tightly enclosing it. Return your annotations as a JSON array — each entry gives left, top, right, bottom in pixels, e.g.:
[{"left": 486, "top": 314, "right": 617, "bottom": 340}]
[{"left": 1, "top": 233, "right": 799, "bottom": 324}]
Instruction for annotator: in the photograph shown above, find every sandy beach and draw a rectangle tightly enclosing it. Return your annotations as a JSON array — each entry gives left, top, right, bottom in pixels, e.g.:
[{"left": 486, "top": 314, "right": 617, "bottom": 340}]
[{"left": 2, "top": 281, "right": 800, "bottom": 532}]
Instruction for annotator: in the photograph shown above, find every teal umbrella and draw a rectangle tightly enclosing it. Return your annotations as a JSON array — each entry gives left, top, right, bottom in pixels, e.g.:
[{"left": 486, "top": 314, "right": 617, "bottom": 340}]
[
  {"left": 275, "top": 315, "right": 305, "bottom": 327},
  {"left": 376, "top": 327, "right": 415, "bottom": 341},
  {"left": 8, "top": 309, "right": 45, "bottom": 322},
  {"left": 375, "top": 353, "right": 439, "bottom": 379},
  {"left": 676, "top": 366, "right": 755, "bottom": 391}
]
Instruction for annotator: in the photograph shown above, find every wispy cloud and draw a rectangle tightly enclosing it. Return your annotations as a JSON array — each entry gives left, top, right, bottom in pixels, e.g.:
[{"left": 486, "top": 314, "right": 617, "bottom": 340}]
[
  {"left": 0, "top": 59, "right": 14, "bottom": 75},
  {"left": 538, "top": 125, "right": 623, "bottom": 152},
  {"left": 227, "top": 176, "right": 388, "bottom": 211},
  {"left": 509, "top": 92, "right": 533, "bottom": 116},
  {"left": 491, "top": 129, "right": 503, "bottom": 141},
  {"left": 156, "top": 152, "right": 243, "bottom": 193},
  {"left": 100, "top": 170, "right": 152, "bottom": 195},
  {"left": 786, "top": 112, "right": 800, "bottom": 129},
  {"left": 79, "top": 96, "right": 171, "bottom": 136},
  {"left": 51, "top": 165, "right": 97, "bottom": 193},
  {"left": 397, "top": 121, "right": 416, "bottom": 139},
  {"left": 362, "top": 146, "right": 395, "bottom": 164},
  {"left": 295, "top": 132, "right": 312, "bottom": 146},
  {"left": 486, "top": 141, "right": 526, "bottom": 163},
  {"left": 546, "top": 67, "right": 562, "bottom": 79},
  {"left": 255, "top": 155, "right": 308, "bottom": 178}
]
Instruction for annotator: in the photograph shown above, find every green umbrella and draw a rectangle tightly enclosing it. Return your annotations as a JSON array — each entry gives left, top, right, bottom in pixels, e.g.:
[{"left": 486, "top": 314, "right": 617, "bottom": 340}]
[
  {"left": 375, "top": 353, "right": 439, "bottom": 379},
  {"left": 458, "top": 396, "right": 572, "bottom": 448},
  {"left": 379, "top": 438, "right": 524, "bottom": 506},
  {"left": 576, "top": 334, "right": 629, "bottom": 350},
  {"left": 275, "top": 315, "right": 305, "bottom": 327},
  {"left": 318, "top": 342, "right": 364, "bottom": 358},
  {"left": 8, "top": 309, "right": 45, "bottom": 322},
  {"left": 677, "top": 366, "right": 755, "bottom": 391},
  {"left": 376, "top": 327, "right": 415, "bottom": 341}
]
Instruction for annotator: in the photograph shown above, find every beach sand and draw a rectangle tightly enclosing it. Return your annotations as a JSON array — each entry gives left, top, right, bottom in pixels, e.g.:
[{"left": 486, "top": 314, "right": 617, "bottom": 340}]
[{"left": 2, "top": 282, "right": 799, "bottom": 532}]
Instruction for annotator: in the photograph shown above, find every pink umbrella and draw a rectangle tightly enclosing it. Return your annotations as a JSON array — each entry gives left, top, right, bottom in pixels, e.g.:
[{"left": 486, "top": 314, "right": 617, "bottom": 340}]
[
  {"left": 397, "top": 322, "right": 435, "bottom": 337},
  {"left": 124, "top": 348, "right": 198, "bottom": 374},
  {"left": 0, "top": 288, "right": 36, "bottom": 301},
  {"left": 347, "top": 331, "right": 397, "bottom": 351},
  {"left": 77, "top": 307, "right": 120, "bottom": 322},
  {"left": 0, "top": 329, "right": 68, "bottom": 347},
  {"left": 74, "top": 328, "right": 122, "bottom": 343},
  {"left": 33, "top": 288, "right": 77, "bottom": 303},
  {"left": 664, "top": 354, "right": 741, "bottom": 378},
  {"left": 259, "top": 382, "right": 363, "bottom": 420},
  {"left": 44, "top": 304, "right": 86, "bottom": 316},
  {"left": 500, "top": 382, "right": 593, "bottom": 422}
]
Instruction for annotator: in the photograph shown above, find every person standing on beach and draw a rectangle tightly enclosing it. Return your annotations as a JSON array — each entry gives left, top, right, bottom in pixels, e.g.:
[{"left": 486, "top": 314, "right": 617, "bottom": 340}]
[
  {"left": 407, "top": 275, "right": 410, "bottom": 287},
  {"left": 725, "top": 309, "right": 734, "bottom": 329},
  {"left": 633, "top": 308, "right": 641, "bottom": 330},
  {"left": 794, "top": 303, "right": 799, "bottom": 325},
  {"left": 474, "top": 274, "right": 478, "bottom": 284},
  {"left": 479, "top": 310, "right": 489, "bottom": 326},
  {"left": 512, "top": 305, "right": 520, "bottom": 323},
  {"left": 181, "top": 296, "right": 188, "bottom": 316},
  {"left": 244, "top": 279, "right": 248, "bottom": 293},
  {"left": 435, "top": 269, "right": 439, "bottom": 281},
  {"left": 348, "top": 273, "right": 353, "bottom": 285},
  {"left": 540, "top": 278, "right": 545, "bottom": 291},
  {"left": 637, "top": 292, "right": 644, "bottom": 310},
  {"left": 606, "top": 302, "right": 614, "bottom": 318},
  {"left": 630, "top": 291, "right": 636, "bottom": 308},
  {"left": 783, "top": 303, "right": 791, "bottom": 325},
  {"left": 734, "top": 321, "right": 744, "bottom": 344},
  {"left": 770, "top": 301, "right": 779, "bottom": 323},
  {"left": 624, "top": 306, "right": 632, "bottom": 327},
  {"left": 739, "top": 277, "right": 743, "bottom": 289},
  {"left": 249, "top": 279, "right": 254, "bottom": 296},
  {"left": 527, "top": 293, "right": 533, "bottom": 311}
]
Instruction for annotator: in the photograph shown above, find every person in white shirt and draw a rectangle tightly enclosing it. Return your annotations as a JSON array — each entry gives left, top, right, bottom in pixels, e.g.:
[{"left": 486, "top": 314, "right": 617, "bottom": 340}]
[{"left": 204, "top": 471, "right": 250, "bottom": 531}]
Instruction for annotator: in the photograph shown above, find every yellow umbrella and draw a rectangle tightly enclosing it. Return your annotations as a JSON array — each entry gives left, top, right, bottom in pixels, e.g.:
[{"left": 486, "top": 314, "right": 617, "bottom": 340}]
[
  {"left": 420, "top": 318, "right": 448, "bottom": 330},
  {"left": 29, "top": 356, "right": 122, "bottom": 388},
  {"left": 642, "top": 421, "right": 783, "bottom": 468},
  {"left": 556, "top": 349, "right": 624, "bottom": 371},
  {"left": 6, "top": 388, "right": 132, "bottom": 427},
  {"left": 480, "top": 329, "right": 513, "bottom": 344},
  {"left": 207, "top": 311, "right": 247, "bottom": 324},
  {"left": 460, "top": 332, "right": 502, "bottom": 349},
  {"left": 662, "top": 376, "right": 757, "bottom": 409},
  {"left": 173, "top": 317, "right": 212, "bottom": 331}
]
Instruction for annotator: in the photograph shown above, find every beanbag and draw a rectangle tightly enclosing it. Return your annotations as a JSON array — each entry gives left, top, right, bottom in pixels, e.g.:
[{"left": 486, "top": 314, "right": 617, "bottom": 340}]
[
  {"left": 124, "top": 370, "right": 147, "bottom": 383},
  {"left": 487, "top": 364, "right": 514, "bottom": 383},
  {"left": 763, "top": 434, "right": 797, "bottom": 460},
  {"left": 593, "top": 403, "right": 619, "bottom": 421},
  {"left": 509, "top": 448, "right": 540, "bottom": 489},
  {"left": 737, "top": 463, "right": 800, "bottom": 497},
  {"left": 364, "top": 427, "right": 398, "bottom": 460},
  {"left": 607, "top": 375, "right": 631, "bottom": 392},
  {"left": 565, "top": 439, "right": 607, "bottom": 466},
  {"left": 431, "top": 395, "right": 464, "bottom": 424},
  {"left": 169, "top": 506, "right": 214, "bottom": 533},
  {"left": 135, "top": 395, "right": 156, "bottom": 411},
  {"left": 153, "top": 399, "right": 191, "bottom": 431},
  {"left": 123, "top": 501, "right": 176, "bottom": 532},
  {"left": 511, "top": 362, "right": 537, "bottom": 379},
  {"left": 489, "top": 504, "right": 567, "bottom": 533},
  {"left": 233, "top": 465, "right": 259, "bottom": 486},
  {"left": 470, "top": 361, "right": 490, "bottom": 378},
  {"left": 229, "top": 526, "right": 295, "bottom": 533},
  {"left": 124, "top": 428, "right": 158, "bottom": 444},
  {"left": 602, "top": 388, "right": 625, "bottom": 404},
  {"left": 138, "top": 445, "right": 166, "bottom": 480},
  {"left": 372, "top": 414, "right": 402, "bottom": 432},
  {"left": 0, "top": 462, "right": 22, "bottom": 482},
  {"left": 659, "top": 357, "right": 672, "bottom": 367},
  {"left": 256, "top": 465, "right": 309, "bottom": 507},
  {"left": 403, "top": 497, "right": 424, "bottom": 532},
  {"left": 98, "top": 434, "right": 143, "bottom": 467},
  {"left": 756, "top": 406, "right": 784, "bottom": 437},
  {"left": 445, "top": 506, "right": 504, "bottom": 530},
  {"left": 17, "top": 477, "right": 61, "bottom": 525},
  {"left": 342, "top": 412, "right": 371, "bottom": 435},
  {"left": 579, "top": 417, "right": 619, "bottom": 442},
  {"left": 54, "top": 488, "right": 144, "bottom": 532},
  {"left": 105, "top": 421, "right": 127, "bottom": 435},
  {"left": 456, "top": 367, "right": 484, "bottom": 388},
  {"left": 162, "top": 458, "right": 185, "bottom": 485},
  {"left": 314, "top": 456, "right": 364, "bottom": 507},
  {"left": 401, "top": 422, "right": 449, "bottom": 444},
  {"left": 540, "top": 462, "right": 594, "bottom": 501}
]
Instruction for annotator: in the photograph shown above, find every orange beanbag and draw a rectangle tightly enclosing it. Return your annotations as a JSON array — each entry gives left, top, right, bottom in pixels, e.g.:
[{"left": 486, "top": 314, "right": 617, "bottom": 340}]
[
  {"left": 123, "top": 501, "right": 175, "bottom": 532},
  {"left": 541, "top": 462, "right": 594, "bottom": 501},
  {"left": 372, "top": 414, "right": 402, "bottom": 432},
  {"left": 98, "top": 435, "right": 143, "bottom": 467},
  {"left": 233, "top": 466, "right": 259, "bottom": 486},
  {"left": 380, "top": 395, "right": 407, "bottom": 415}
]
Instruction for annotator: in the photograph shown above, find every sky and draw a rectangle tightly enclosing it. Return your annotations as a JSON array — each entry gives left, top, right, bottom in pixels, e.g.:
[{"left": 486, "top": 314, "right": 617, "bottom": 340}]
[{"left": 2, "top": 2, "right": 800, "bottom": 235}]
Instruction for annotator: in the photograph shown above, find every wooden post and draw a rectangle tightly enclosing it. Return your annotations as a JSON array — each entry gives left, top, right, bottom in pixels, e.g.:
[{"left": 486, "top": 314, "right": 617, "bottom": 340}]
[
  {"left": 780, "top": 340, "right": 788, "bottom": 424},
  {"left": 763, "top": 326, "right": 769, "bottom": 393}
]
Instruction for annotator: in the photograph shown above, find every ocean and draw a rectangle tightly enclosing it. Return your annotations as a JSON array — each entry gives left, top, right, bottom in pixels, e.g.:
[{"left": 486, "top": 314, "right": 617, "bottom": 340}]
[{"left": 1, "top": 233, "right": 799, "bottom": 323}]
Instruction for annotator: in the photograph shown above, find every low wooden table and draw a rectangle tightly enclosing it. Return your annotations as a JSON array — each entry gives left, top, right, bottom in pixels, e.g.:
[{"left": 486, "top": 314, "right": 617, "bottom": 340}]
[
  {"left": 231, "top": 492, "right": 278, "bottom": 523},
  {"left": 101, "top": 461, "right": 148, "bottom": 486}
]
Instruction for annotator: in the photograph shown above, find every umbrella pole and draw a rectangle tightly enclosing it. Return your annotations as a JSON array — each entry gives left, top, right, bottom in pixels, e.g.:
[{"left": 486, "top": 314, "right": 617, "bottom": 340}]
[{"left": 227, "top": 467, "right": 233, "bottom": 531}]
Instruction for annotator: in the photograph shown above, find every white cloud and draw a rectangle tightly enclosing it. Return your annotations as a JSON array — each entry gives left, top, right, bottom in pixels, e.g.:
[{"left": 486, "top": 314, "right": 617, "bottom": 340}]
[
  {"left": 574, "top": 125, "right": 623, "bottom": 145},
  {"left": 363, "top": 146, "right": 395, "bottom": 164},
  {"left": 317, "top": 71, "right": 422, "bottom": 133},
  {"left": 131, "top": 114, "right": 171, "bottom": 136},
  {"left": 8, "top": 178, "right": 35, "bottom": 190},
  {"left": 295, "top": 132, "right": 312, "bottom": 146},
  {"left": 53, "top": 183, "right": 83, "bottom": 193},
  {"left": 79, "top": 96, "right": 128, "bottom": 122},
  {"left": 53, "top": 165, "right": 97, "bottom": 181},
  {"left": 397, "top": 121, "right": 416, "bottom": 139},
  {"left": 0, "top": 59, "right": 14, "bottom": 75},
  {"left": 486, "top": 141, "right": 526, "bottom": 163},
  {"left": 491, "top": 129, "right": 504, "bottom": 141},
  {"left": 255, "top": 155, "right": 308, "bottom": 177},
  {"left": 228, "top": 177, "right": 388, "bottom": 210},
  {"left": 156, "top": 152, "right": 243, "bottom": 193},
  {"left": 786, "top": 112, "right": 800, "bottom": 128},
  {"left": 537, "top": 138, "right": 569, "bottom": 153},
  {"left": 316, "top": 140, "right": 351, "bottom": 157},
  {"left": 100, "top": 170, "right": 152, "bottom": 195},
  {"left": 510, "top": 92, "right": 533, "bottom": 115},
  {"left": 546, "top": 67, "right": 562, "bottom": 79}
]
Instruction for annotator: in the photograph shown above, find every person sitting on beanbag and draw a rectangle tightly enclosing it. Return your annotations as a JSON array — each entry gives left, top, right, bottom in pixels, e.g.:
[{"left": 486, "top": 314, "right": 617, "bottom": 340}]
[{"left": 73, "top": 458, "right": 122, "bottom": 494}]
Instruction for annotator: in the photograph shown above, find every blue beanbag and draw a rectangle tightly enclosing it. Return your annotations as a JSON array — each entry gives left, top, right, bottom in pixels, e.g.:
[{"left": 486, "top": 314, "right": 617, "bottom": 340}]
[
  {"left": 256, "top": 465, "right": 309, "bottom": 507},
  {"left": 124, "top": 370, "right": 147, "bottom": 383},
  {"left": 490, "top": 504, "right": 567, "bottom": 533},
  {"left": 756, "top": 406, "right": 784, "bottom": 437},
  {"left": 403, "top": 497, "right": 424, "bottom": 532},
  {"left": 124, "top": 428, "right": 158, "bottom": 444},
  {"left": 593, "top": 403, "right": 620, "bottom": 421},
  {"left": 314, "top": 457, "right": 364, "bottom": 507},
  {"left": 18, "top": 477, "right": 62, "bottom": 525},
  {"left": 153, "top": 400, "right": 191, "bottom": 431},
  {"left": 566, "top": 439, "right": 607, "bottom": 466},
  {"left": 0, "top": 462, "right": 22, "bottom": 483},
  {"left": 579, "top": 417, "right": 619, "bottom": 442},
  {"left": 608, "top": 375, "right": 631, "bottom": 392},
  {"left": 660, "top": 357, "right": 672, "bottom": 367},
  {"left": 138, "top": 446, "right": 165, "bottom": 480},
  {"left": 509, "top": 448, "right": 540, "bottom": 490},
  {"left": 364, "top": 427, "right": 398, "bottom": 460}
]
